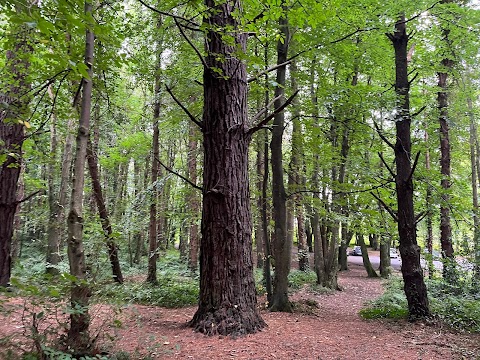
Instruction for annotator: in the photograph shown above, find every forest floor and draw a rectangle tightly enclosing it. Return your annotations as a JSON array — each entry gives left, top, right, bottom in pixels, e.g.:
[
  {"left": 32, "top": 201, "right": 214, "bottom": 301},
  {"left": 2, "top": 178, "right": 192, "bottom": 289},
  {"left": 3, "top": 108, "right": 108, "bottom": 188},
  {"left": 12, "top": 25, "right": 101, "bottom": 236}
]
[{"left": 2, "top": 263, "right": 480, "bottom": 359}]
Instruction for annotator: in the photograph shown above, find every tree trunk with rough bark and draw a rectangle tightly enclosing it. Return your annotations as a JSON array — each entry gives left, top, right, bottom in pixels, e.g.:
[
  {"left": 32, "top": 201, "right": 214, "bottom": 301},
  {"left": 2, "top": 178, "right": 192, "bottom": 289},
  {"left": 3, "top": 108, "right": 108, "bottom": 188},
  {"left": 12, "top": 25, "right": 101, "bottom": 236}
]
[
  {"left": 189, "top": 0, "right": 265, "bottom": 335},
  {"left": 387, "top": 15, "right": 430, "bottom": 320},
  {"left": 66, "top": 2, "right": 94, "bottom": 353},
  {"left": 0, "top": 4, "right": 33, "bottom": 287}
]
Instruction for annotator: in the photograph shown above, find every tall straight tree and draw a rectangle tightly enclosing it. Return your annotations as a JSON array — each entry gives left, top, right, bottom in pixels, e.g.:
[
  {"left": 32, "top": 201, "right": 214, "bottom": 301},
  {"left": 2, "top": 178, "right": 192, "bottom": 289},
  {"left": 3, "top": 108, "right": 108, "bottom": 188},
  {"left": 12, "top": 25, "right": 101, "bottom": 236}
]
[
  {"left": 189, "top": 0, "right": 265, "bottom": 335},
  {"left": 66, "top": 0, "right": 94, "bottom": 353},
  {"left": 436, "top": 0, "right": 455, "bottom": 279},
  {"left": 0, "top": 1, "right": 36, "bottom": 287},
  {"left": 386, "top": 14, "right": 430, "bottom": 320},
  {"left": 147, "top": 15, "right": 163, "bottom": 284},
  {"left": 270, "top": 1, "right": 292, "bottom": 312}
]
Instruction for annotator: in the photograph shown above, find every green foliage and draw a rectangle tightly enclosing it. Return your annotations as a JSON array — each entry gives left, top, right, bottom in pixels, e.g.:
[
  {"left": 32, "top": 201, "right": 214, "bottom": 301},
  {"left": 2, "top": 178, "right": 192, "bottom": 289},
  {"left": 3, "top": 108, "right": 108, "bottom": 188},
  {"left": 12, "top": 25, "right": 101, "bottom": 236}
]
[
  {"left": 98, "top": 253, "right": 199, "bottom": 308},
  {"left": 288, "top": 270, "right": 317, "bottom": 290}
]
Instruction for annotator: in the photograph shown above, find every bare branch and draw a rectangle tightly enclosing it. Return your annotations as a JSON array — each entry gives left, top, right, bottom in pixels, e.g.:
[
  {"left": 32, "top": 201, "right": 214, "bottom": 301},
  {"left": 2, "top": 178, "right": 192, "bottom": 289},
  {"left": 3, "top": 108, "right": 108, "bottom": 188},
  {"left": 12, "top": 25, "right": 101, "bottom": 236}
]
[
  {"left": 154, "top": 155, "right": 202, "bottom": 191},
  {"left": 165, "top": 85, "right": 203, "bottom": 130},
  {"left": 250, "top": 94, "right": 282, "bottom": 123},
  {"left": 371, "top": 192, "right": 398, "bottom": 222},
  {"left": 173, "top": 17, "right": 208, "bottom": 69},
  {"left": 248, "top": 90, "right": 299, "bottom": 135},
  {"left": 415, "top": 211, "right": 427, "bottom": 225},
  {"left": 135, "top": 0, "right": 200, "bottom": 28},
  {"left": 378, "top": 152, "right": 396, "bottom": 179},
  {"left": 406, "top": 151, "right": 421, "bottom": 184},
  {"left": 16, "top": 190, "right": 42, "bottom": 205},
  {"left": 374, "top": 121, "right": 395, "bottom": 150},
  {"left": 412, "top": 105, "right": 427, "bottom": 118}
]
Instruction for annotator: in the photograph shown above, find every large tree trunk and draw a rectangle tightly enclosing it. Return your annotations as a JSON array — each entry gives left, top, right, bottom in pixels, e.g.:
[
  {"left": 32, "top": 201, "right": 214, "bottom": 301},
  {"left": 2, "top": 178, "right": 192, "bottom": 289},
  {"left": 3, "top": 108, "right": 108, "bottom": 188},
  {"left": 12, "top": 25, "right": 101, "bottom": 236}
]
[
  {"left": 270, "top": 4, "right": 292, "bottom": 312},
  {"left": 66, "top": 1, "right": 94, "bottom": 353},
  {"left": 189, "top": 0, "right": 265, "bottom": 336},
  {"left": 387, "top": 15, "right": 430, "bottom": 320},
  {"left": 0, "top": 4, "right": 33, "bottom": 287},
  {"left": 87, "top": 138, "right": 123, "bottom": 283}
]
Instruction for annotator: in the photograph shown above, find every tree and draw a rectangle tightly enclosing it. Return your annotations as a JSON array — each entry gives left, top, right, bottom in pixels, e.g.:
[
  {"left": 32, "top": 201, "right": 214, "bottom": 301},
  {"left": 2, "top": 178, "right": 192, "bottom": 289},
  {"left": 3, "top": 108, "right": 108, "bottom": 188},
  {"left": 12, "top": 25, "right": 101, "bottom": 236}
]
[
  {"left": 386, "top": 14, "right": 430, "bottom": 320},
  {"left": 270, "top": 1, "right": 292, "bottom": 312},
  {"left": 66, "top": 0, "right": 95, "bottom": 353},
  {"left": 436, "top": 0, "right": 456, "bottom": 280},
  {"left": 189, "top": 0, "right": 265, "bottom": 335},
  {"left": 0, "top": 1, "right": 36, "bottom": 287}
]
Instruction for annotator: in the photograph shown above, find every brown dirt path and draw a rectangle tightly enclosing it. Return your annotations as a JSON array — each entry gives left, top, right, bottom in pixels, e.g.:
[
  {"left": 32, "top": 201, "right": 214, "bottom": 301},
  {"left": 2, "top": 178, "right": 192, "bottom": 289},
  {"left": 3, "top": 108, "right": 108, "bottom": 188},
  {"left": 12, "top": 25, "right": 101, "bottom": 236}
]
[
  {"left": 110, "top": 265, "right": 479, "bottom": 360},
  {"left": 1, "top": 265, "right": 479, "bottom": 359}
]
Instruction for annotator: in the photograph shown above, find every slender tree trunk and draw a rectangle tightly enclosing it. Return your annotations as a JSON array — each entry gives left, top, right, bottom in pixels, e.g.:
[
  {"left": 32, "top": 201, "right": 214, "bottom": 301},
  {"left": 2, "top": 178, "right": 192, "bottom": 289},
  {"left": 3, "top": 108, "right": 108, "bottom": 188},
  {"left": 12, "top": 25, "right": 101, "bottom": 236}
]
[
  {"left": 66, "top": 1, "right": 94, "bottom": 353},
  {"left": 468, "top": 97, "right": 480, "bottom": 278},
  {"left": 289, "top": 60, "right": 308, "bottom": 272},
  {"left": 146, "top": 16, "right": 163, "bottom": 284},
  {"left": 270, "top": 4, "right": 292, "bottom": 312},
  {"left": 87, "top": 138, "right": 123, "bottom": 283},
  {"left": 437, "top": 3, "right": 455, "bottom": 278},
  {"left": 187, "top": 122, "right": 200, "bottom": 271},
  {"left": 189, "top": 0, "right": 265, "bottom": 335},
  {"left": 255, "top": 132, "right": 265, "bottom": 269},
  {"left": 425, "top": 128, "right": 435, "bottom": 278},
  {"left": 358, "top": 233, "right": 378, "bottom": 278},
  {"left": 387, "top": 15, "right": 430, "bottom": 320},
  {"left": 46, "top": 86, "right": 62, "bottom": 274}
]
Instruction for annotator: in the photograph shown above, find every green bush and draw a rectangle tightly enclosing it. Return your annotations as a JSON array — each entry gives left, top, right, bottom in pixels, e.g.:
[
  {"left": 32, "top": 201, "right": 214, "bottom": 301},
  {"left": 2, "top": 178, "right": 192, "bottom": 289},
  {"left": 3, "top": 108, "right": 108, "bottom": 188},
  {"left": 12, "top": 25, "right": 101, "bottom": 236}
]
[{"left": 288, "top": 270, "right": 317, "bottom": 290}]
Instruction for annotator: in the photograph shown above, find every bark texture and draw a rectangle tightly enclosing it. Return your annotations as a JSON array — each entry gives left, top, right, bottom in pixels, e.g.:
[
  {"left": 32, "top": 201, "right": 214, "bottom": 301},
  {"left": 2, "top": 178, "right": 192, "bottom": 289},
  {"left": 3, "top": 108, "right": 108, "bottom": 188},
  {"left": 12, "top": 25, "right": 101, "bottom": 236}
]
[
  {"left": 387, "top": 16, "right": 430, "bottom": 320},
  {"left": 0, "top": 7, "right": 32, "bottom": 287},
  {"left": 189, "top": 0, "right": 265, "bottom": 336}
]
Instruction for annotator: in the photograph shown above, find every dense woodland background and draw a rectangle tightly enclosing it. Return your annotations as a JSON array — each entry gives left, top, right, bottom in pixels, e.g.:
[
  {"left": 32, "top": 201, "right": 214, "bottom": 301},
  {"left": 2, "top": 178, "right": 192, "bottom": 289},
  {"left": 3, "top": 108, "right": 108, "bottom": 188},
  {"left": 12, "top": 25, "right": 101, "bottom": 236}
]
[{"left": 1, "top": 0, "right": 480, "bottom": 358}]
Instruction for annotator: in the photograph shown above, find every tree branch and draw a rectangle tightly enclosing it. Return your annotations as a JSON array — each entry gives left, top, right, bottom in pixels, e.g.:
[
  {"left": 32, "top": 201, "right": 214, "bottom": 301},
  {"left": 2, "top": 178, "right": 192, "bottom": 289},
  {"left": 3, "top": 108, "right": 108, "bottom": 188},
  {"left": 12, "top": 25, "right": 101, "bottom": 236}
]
[
  {"left": 371, "top": 192, "right": 398, "bottom": 222},
  {"left": 248, "top": 90, "right": 299, "bottom": 135},
  {"left": 165, "top": 85, "right": 203, "bottom": 130},
  {"left": 135, "top": 0, "right": 200, "bottom": 28},
  {"left": 250, "top": 94, "right": 282, "bottom": 123},
  {"left": 378, "top": 152, "right": 396, "bottom": 179},
  {"left": 173, "top": 17, "right": 208, "bottom": 69},
  {"left": 412, "top": 105, "right": 427, "bottom": 118},
  {"left": 415, "top": 211, "right": 427, "bottom": 225},
  {"left": 16, "top": 190, "right": 42, "bottom": 205},
  {"left": 154, "top": 156, "right": 202, "bottom": 191},
  {"left": 374, "top": 121, "right": 395, "bottom": 150},
  {"left": 406, "top": 151, "right": 421, "bottom": 184}
]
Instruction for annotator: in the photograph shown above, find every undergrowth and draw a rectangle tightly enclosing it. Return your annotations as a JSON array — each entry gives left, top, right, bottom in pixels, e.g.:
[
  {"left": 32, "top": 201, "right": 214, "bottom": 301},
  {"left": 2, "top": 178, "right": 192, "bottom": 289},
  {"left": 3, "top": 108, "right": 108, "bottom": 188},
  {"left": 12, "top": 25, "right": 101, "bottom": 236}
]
[{"left": 360, "top": 272, "right": 480, "bottom": 333}]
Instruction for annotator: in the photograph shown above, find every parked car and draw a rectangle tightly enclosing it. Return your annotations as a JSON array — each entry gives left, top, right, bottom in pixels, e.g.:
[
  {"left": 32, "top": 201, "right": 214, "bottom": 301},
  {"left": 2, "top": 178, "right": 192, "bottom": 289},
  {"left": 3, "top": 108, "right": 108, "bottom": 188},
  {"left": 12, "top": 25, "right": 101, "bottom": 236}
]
[
  {"left": 389, "top": 248, "right": 399, "bottom": 259},
  {"left": 349, "top": 246, "right": 362, "bottom": 256}
]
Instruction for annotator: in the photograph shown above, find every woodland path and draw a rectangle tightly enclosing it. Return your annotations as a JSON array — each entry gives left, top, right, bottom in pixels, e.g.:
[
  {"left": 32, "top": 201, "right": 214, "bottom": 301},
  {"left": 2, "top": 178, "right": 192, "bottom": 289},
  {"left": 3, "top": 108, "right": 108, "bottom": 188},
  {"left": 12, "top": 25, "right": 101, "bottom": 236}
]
[
  {"left": 111, "top": 265, "right": 480, "bottom": 360},
  {"left": 1, "top": 265, "right": 479, "bottom": 359}
]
